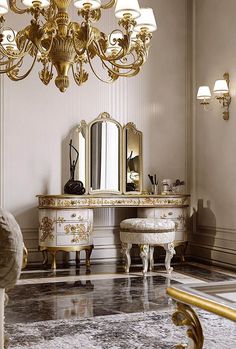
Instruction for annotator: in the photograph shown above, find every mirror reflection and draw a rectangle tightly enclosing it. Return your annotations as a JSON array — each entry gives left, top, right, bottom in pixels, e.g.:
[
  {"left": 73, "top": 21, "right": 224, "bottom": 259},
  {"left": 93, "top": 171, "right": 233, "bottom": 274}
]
[
  {"left": 124, "top": 123, "right": 142, "bottom": 193},
  {"left": 90, "top": 114, "right": 121, "bottom": 193}
]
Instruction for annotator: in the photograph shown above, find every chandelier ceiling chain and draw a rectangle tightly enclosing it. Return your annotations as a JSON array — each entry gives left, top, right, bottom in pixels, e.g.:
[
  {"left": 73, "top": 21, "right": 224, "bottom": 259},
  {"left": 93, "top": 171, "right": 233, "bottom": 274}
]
[{"left": 0, "top": 0, "right": 157, "bottom": 92}]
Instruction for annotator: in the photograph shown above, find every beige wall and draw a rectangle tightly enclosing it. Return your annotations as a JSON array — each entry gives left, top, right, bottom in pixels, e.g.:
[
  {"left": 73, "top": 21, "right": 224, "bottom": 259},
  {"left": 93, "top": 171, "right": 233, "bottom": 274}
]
[
  {"left": 190, "top": 0, "right": 236, "bottom": 268},
  {"left": 0, "top": 0, "right": 189, "bottom": 264}
]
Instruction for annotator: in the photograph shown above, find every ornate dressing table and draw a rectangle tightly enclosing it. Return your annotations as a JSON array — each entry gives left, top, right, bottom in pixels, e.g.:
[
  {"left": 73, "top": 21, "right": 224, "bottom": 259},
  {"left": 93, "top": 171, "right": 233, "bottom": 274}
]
[
  {"left": 37, "top": 113, "right": 190, "bottom": 269},
  {"left": 37, "top": 194, "right": 190, "bottom": 269}
]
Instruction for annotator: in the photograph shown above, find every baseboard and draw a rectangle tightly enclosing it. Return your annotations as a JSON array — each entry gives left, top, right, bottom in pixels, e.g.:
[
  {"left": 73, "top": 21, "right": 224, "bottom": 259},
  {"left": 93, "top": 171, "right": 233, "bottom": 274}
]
[{"left": 189, "top": 256, "right": 236, "bottom": 271}]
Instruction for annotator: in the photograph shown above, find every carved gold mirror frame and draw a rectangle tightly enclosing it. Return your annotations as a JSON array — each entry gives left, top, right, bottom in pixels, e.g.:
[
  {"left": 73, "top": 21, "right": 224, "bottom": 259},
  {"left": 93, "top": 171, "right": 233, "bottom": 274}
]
[{"left": 88, "top": 112, "right": 123, "bottom": 195}]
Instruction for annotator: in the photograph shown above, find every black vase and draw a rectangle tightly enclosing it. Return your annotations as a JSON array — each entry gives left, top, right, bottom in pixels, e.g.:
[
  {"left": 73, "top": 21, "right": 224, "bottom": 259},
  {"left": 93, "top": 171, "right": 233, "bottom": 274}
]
[{"left": 64, "top": 179, "right": 86, "bottom": 195}]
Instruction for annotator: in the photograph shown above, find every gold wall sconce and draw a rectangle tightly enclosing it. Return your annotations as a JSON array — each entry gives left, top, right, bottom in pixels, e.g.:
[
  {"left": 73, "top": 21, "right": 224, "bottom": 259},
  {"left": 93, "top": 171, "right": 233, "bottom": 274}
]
[{"left": 197, "top": 73, "right": 231, "bottom": 120}]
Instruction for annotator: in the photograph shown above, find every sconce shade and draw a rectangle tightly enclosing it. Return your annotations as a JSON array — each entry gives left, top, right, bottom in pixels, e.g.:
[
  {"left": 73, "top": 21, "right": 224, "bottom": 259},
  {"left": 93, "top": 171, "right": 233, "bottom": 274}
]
[
  {"left": 213, "top": 79, "right": 229, "bottom": 94},
  {"left": 22, "top": 0, "right": 50, "bottom": 7},
  {"left": 1, "top": 30, "right": 18, "bottom": 50},
  {"left": 115, "top": 0, "right": 141, "bottom": 19},
  {"left": 197, "top": 86, "right": 211, "bottom": 100},
  {"left": 134, "top": 8, "right": 157, "bottom": 32},
  {"left": 73, "top": 0, "right": 101, "bottom": 10},
  {"left": 0, "top": 0, "right": 8, "bottom": 14}
]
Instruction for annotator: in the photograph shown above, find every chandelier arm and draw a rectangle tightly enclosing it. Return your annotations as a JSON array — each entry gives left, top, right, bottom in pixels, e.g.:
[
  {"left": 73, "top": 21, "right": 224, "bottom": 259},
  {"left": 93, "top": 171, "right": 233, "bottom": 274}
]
[
  {"left": 92, "top": 29, "right": 133, "bottom": 63},
  {"left": 93, "top": 41, "right": 144, "bottom": 70},
  {"left": 86, "top": 51, "right": 114, "bottom": 83},
  {"left": 7, "top": 53, "right": 37, "bottom": 81},
  {"left": 0, "top": 57, "right": 24, "bottom": 73},
  {"left": 101, "top": 0, "right": 116, "bottom": 10},
  {"left": 0, "top": 43, "right": 33, "bottom": 60},
  {"left": 0, "top": 57, "right": 17, "bottom": 67},
  {"left": 99, "top": 56, "right": 141, "bottom": 78},
  {"left": 92, "top": 41, "right": 128, "bottom": 64},
  {"left": 9, "top": 0, "right": 29, "bottom": 14}
]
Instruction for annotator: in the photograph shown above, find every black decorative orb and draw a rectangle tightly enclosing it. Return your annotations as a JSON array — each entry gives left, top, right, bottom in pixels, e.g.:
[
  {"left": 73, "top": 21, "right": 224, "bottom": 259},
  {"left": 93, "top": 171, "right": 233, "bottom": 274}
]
[{"left": 64, "top": 179, "right": 85, "bottom": 195}]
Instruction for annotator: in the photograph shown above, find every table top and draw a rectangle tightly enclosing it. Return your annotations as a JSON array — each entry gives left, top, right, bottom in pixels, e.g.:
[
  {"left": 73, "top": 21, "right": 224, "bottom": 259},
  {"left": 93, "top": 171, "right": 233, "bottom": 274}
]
[
  {"left": 167, "top": 281, "right": 236, "bottom": 322},
  {"left": 37, "top": 194, "right": 190, "bottom": 209}
]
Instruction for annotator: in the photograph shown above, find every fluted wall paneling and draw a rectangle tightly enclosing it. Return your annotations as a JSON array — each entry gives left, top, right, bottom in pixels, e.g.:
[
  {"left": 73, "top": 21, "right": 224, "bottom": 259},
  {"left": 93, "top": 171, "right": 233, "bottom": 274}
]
[{"left": 2, "top": 0, "right": 188, "bottom": 264}]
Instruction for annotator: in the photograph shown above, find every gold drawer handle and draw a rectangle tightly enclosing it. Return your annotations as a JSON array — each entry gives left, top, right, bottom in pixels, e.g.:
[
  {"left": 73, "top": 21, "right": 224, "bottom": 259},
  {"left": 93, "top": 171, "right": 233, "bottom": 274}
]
[{"left": 71, "top": 213, "right": 76, "bottom": 218}]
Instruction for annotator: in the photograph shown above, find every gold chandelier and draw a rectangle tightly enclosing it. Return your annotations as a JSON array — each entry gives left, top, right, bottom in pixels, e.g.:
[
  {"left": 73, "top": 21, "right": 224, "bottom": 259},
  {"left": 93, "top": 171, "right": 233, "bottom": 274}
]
[{"left": 0, "top": 0, "right": 156, "bottom": 92}]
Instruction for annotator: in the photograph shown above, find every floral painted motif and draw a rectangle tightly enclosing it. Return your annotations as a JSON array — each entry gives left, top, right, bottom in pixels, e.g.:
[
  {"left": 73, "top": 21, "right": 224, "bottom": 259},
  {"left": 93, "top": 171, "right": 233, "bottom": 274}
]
[
  {"left": 64, "top": 222, "right": 92, "bottom": 243},
  {"left": 40, "top": 217, "right": 55, "bottom": 242}
]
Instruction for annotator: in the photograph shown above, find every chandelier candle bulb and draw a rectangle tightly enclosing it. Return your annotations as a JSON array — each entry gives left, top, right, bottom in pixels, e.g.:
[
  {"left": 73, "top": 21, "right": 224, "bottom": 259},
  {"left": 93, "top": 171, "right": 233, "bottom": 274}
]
[
  {"left": 134, "top": 8, "right": 157, "bottom": 33},
  {"left": 22, "top": 0, "right": 50, "bottom": 7},
  {"left": 73, "top": 0, "right": 101, "bottom": 10},
  {"left": 115, "top": 0, "right": 141, "bottom": 19}
]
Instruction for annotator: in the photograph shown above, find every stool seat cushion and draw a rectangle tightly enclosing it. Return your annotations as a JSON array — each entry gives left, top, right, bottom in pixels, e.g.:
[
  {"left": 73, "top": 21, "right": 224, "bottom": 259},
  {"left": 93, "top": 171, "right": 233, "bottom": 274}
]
[
  {"left": 120, "top": 230, "right": 175, "bottom": 245},
  {"left": 120, "top": 218, "right": 175, "bottom": 233}
]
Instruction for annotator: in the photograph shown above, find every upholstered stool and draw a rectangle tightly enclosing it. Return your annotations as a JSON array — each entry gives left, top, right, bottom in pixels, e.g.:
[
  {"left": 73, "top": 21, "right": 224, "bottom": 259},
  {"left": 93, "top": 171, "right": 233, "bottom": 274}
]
[{"left": 120, "top": 218, "right": 176, "bottom": 275}]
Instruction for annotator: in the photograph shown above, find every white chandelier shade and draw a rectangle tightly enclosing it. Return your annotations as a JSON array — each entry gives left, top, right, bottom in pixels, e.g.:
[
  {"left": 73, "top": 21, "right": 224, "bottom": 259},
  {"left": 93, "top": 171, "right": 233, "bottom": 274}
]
[
  {"left": 1, "top": 29, "right": 18, "bottom": 50},
  {"left": 134, "top": 8, "right": 157, "bottom": 33},
  {"left": 0, "top": 0, "right": 8, "bottom": 15},
  {"left": 115, "top": 0, "right": 141, "bottom": 19}
]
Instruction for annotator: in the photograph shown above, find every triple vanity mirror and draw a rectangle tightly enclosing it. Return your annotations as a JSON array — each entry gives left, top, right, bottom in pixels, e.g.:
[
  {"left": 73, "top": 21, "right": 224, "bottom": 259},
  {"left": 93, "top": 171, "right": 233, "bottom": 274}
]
[{"left": 70, "top": 112, "right": 143, "bottom": 195}]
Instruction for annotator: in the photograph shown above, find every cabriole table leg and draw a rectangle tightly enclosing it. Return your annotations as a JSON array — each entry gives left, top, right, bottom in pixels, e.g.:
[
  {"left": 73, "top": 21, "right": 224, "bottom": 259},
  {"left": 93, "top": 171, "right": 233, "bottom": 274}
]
[{"left": 51, "top": 251, "right": 57, "bottom": 270}]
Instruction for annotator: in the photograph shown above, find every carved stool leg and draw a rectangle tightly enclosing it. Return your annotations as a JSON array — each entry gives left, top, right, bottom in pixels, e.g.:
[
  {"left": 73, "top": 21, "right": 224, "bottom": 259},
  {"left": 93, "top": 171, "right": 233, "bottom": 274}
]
[
  {"left": 149, "top": 246, "right": 155, "bottom": 271},
  {"left": 76, "top": 251, "right": 80, "bottom": 266},
  {"left": 140, "top": 244, "right": 149, "bottom": 275},
  {"left": 51, "top": 251, "right": 57, "bottom": 270},
  {"left": 172, "top": 302, "right": 204, "bottom": 349},
  {"left": 85, "top": 248, "right": 92, "bottom": 268},
  {"left": 121, "top": 243, "right": 132, "bottom": 273},
  {"left": 164, "top": 242, "right": 176, "bottom": 274}
]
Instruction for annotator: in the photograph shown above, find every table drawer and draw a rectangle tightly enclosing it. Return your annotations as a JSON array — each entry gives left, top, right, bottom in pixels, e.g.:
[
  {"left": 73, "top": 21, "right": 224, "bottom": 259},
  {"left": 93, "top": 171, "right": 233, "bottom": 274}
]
[
  {"left": 57, "top": 232, "right": 92, "bottom": 246},
  {"left": 56, "top": 209, "right": 93, "bottom": 223}
]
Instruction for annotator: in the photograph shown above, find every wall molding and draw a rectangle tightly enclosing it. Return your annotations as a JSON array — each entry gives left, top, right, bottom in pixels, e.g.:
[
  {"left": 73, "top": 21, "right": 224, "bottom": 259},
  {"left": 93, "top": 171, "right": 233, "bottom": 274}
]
[
  {"left": 191, "top": 256, "right": 236, "bottom": 271},
  {"left": 0, "top": 76, "right": 4, "bottom": 208},
  {"left": 196, "top": 225, "right": 236, "bottom": 234}
]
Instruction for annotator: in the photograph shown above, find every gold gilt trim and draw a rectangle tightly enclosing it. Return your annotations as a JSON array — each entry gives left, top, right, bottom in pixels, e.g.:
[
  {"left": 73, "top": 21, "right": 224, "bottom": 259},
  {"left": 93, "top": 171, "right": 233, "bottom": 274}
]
[
  {"left": 37, "top": 195, "right": 190, "bottom": 209},
  {"left": 39, "top": 217, "right": 55, "bottom": 242},
  {"left": 88, "top": 113, "right": 123, "bottom": 195},
  {"left": 167, "top": 287, "right": 236, "bottom": 322},
  {"left": 39, "top": 245, "right": 93, "bottom": 253},
  {"left": 172, "top": 302, "right": 204, "bottom": 349},
  {"left": 64, "top": 222, "right": 92, "bottom": 243}
]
